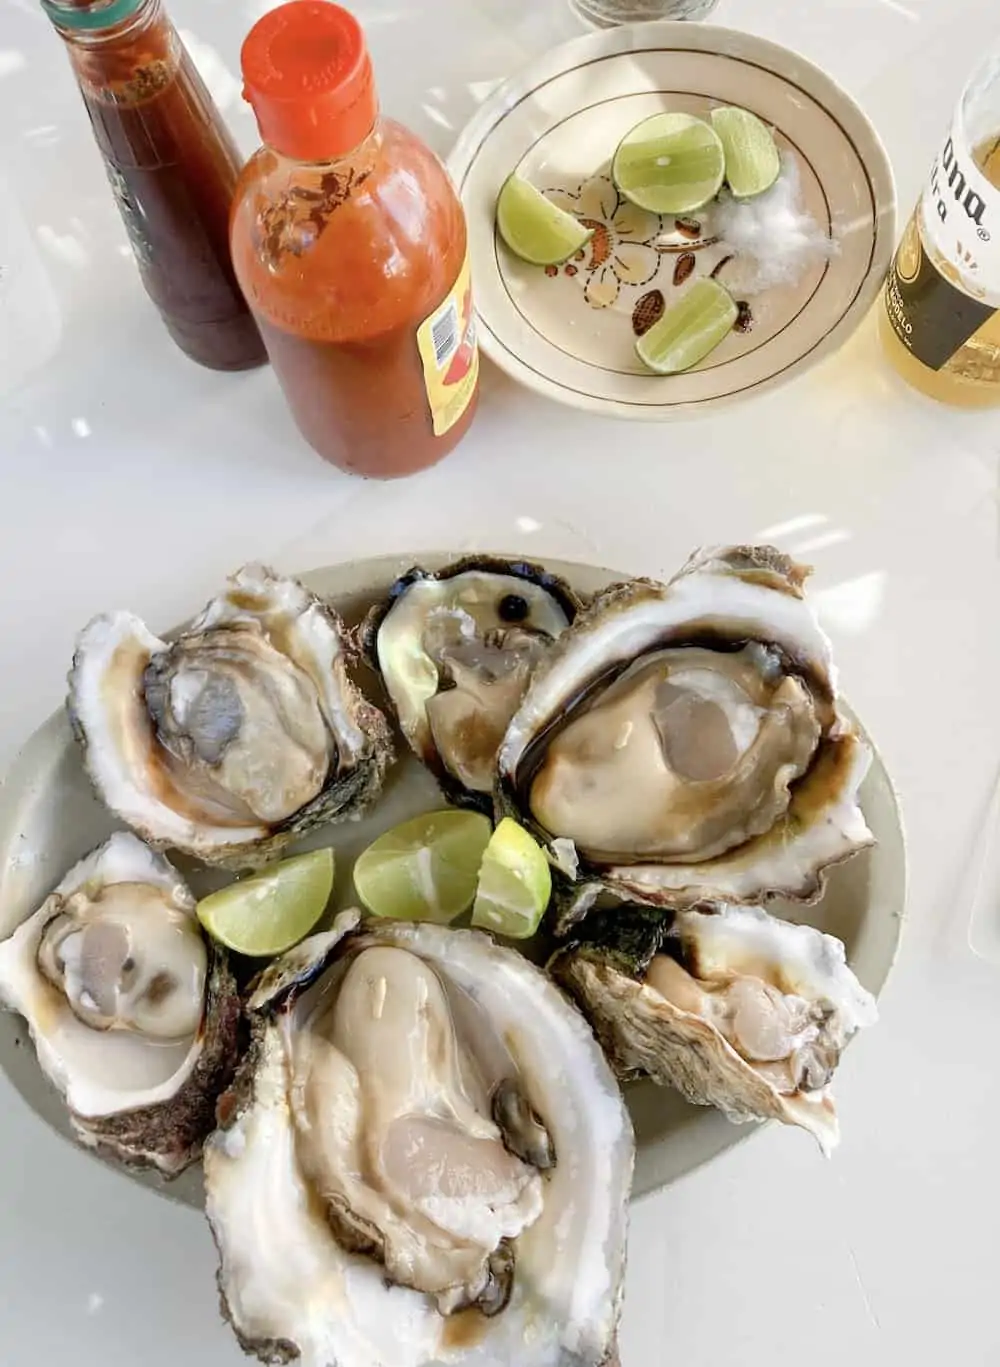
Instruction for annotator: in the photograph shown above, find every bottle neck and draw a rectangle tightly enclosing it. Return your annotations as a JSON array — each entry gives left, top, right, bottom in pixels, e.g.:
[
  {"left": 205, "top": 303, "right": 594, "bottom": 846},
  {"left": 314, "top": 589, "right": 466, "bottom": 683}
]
[
  {"left": 43, "top": 0, "right": 163, "bottom": 44},
  {"left": 49, "top": 0, "right": 178, "bottom": 102},
  {"left": 960, "top": 53, "right": 1000, "bottom": 164},
  {"left": 267, "top": 115, "right": 383, "bottom": 172}
]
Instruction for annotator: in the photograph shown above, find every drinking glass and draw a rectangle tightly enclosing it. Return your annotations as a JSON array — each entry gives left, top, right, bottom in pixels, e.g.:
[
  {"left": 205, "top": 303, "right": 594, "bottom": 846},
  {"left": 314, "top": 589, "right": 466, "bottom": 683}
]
[{"left": 569, "top": 0, "right": 719, "bottom": 23}]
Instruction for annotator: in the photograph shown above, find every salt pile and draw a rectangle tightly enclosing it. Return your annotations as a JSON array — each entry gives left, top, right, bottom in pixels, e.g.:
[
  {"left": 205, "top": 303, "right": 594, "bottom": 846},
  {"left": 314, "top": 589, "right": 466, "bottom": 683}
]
[{"left": 712, "top": 155, "right": 837, "bottom": 294}]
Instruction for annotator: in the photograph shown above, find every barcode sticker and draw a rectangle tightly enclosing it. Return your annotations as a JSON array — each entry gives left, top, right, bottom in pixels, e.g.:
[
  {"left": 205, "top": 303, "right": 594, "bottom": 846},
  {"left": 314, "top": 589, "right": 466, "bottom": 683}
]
[
  {"left": 415, "top": 250, "right": 479, "bottom": 436},
  {"left": 431, "top": 301, "right": 459, "bottom": 368}
]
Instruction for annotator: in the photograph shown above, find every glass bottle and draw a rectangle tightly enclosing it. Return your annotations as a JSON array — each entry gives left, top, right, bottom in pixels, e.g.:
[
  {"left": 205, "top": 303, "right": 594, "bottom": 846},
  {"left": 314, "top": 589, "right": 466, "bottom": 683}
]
[
  {"left": 42, "top": 0, "right": 266, "bottom": 371},
  {"left": 879, "top": 48, "right": 1000, "bottom": 406},
  {"left": 231, "top": 1, "right": 479, "bottom": 478}
]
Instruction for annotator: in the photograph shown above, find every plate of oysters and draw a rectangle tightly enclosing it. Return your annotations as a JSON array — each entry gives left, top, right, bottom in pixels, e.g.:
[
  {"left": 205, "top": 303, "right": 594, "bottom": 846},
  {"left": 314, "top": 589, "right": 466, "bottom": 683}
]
[{"left": 0, "top": 544, "right": 904, "bottom": 1367}]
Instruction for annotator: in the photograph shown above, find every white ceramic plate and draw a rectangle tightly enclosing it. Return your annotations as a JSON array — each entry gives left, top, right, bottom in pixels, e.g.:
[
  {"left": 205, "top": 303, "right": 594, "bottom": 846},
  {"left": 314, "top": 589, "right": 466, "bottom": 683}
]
[
  {"left": 0, "top": 555, "right": 905, "bottom": 1207},
  {"left": 448, "top": 23, "right": 896, "bottom": 418}
]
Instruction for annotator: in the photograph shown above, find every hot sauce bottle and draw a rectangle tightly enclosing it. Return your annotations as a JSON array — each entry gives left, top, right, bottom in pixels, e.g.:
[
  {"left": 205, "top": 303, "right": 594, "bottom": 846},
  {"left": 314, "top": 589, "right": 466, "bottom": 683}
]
[
  {"left": 231, "top": 2, "right": 480, "bottom": 478},
  {"left": 43, "top": 0, "right": 266, "bottom": 371}
]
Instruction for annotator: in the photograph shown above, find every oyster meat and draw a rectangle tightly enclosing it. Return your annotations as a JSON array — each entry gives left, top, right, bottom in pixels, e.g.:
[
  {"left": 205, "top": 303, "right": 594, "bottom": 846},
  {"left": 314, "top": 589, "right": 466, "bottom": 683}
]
[
  {"left": 69, "top": 564, "right": 394, "bottom": 868},
  {"left": 0, "top": 832, "right": 239, "bottom": 1174},
  {"left": 552, "top": 902, "right": 877, "bottom": 1153},
  {"left": 205, "top": 911, "right": 633, "bottom": 1367},
  {"left": 365, "top": 558, "right": 578, "bottom": 807},
  {"left": 497, "top": 545, "right": 874, "bottom": 925}
]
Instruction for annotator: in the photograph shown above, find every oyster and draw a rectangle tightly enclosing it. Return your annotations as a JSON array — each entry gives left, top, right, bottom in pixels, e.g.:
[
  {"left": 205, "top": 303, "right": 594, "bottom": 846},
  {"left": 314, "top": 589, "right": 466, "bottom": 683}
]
[
  {"left": 69, "top": 564, "right": 394, "bottom": 868},
  {"left": 551, "top": 902, "right": 877, "bottom": 1153},
  {"left": 205, "top": 911, "right": 633, "bottom": 1367},
  {"left": 497, "top": 545, "right": 874, "bottom": 926},
  {"left": 0, "top": 832, "right": 239, "bottom": 1174},
  {"left": 364, "top": 558, "right": 579, "bottom": 808}
]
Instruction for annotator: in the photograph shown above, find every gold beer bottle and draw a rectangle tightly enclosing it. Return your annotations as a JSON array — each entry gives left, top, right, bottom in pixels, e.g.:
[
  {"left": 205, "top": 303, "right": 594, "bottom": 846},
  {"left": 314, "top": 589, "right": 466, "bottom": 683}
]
[{"left": 880, "top": 51, "right": 1000, "bottom": 406}]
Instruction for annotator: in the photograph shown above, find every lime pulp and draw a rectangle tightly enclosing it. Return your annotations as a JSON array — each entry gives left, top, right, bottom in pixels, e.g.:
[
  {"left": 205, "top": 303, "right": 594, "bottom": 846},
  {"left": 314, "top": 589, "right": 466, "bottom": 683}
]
[
  {"left": 471, "top": 818, "right": 552, "bottom": 940},
  {"left": 635, "top": 278, "right": 738, "bottom": 374},
  {"left": 196, "top": 848, "right": 334, "bottom": 957},
  {"left": 496, "top": 175, "right": 594, "bottom": 266},
  {"left": 612, "top": 112, "right": 725, "bottom": 215},
  {"left": 352, "top": 809, "right": 492, "bottom": 924},
  {"left": 710, "top": 106, "right": 781, "bottom": 199}
]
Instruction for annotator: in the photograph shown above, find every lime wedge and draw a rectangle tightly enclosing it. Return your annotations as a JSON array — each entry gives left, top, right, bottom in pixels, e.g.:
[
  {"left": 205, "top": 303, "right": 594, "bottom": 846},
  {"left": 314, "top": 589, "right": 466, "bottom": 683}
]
[
  {"left": 471, "top": 819, "right": 552, "bottom": 940},
  {"left": 353, "top": 809, "right": 492, "bottom": 924},
  {"left": 613, "top": 112, "right": 725, "bottom": 215},
  {"left": 711, "top": 106, "right": 781, "bottom": 198},
  {"left": 196, "top": 848, "right": 334, "bottom": 957},
  {"left": 635, "top": 278, "right": 738, "bottom": 374},
  {"left": 496, "top": 175, "right": 594, "bottom": 266}
]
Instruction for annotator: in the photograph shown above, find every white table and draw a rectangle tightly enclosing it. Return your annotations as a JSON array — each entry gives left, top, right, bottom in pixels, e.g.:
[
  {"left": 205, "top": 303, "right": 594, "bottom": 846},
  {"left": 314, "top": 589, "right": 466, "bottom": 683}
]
[{"left": 2, "top": 1, "right": 999, "bottom": 1363}]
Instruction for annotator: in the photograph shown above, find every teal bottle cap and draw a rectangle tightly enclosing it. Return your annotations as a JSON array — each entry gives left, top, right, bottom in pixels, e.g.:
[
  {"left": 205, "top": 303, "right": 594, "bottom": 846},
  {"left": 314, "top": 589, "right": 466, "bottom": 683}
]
[{"left": 41, "top": 0, "right": 145, "bottom": 31}]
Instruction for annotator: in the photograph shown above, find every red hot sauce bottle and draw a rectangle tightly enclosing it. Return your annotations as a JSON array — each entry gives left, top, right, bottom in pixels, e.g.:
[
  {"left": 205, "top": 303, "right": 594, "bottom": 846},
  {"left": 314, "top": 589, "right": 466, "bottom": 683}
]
[
  {"left": 43, "top": 0, "right": 266, "bottom": 371},
  {"left": 230, "top": 2, "right": 480, "bottom": 477}
]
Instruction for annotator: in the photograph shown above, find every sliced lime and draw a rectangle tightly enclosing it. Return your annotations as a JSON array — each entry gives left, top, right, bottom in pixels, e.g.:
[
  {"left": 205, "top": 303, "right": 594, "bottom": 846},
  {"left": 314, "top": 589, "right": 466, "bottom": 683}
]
[
  {"left": 471, "top": 818, "right": 552, "bottom": 940},
  {"left": 196, "top": 848, "right": 334, "bottom": 957},
  {"left": 496, "top": 175, "right": 594, "bottom": 266},
  {"left": 613, "top": 112, "right": 725, "bottom": 215},
  {"left": 711, "top": 106, "right": 781, "bottom": 199},
  {"left": 353, "top": 809, "right": 492, "bottom": 924},
  {"left": 635, "top": 278, "right": 738, "bottom": 374}
]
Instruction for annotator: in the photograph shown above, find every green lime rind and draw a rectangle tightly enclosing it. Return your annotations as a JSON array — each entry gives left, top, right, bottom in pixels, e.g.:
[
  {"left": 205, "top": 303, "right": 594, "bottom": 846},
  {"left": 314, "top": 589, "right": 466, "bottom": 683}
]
[
  {"left": 353, "top": 809, "right": 492, "bottom": 925},
  {"left": 613, "top": 112, "right": 725, "bottom": 215},
  {"left": 711, "top": 106, "right": 781, "bottom": 199},
  {"left": 471, "top": 818, "right": 552, "bottom": 940},
  {"left": 496, "top": 175, "right": 594, "bottom": 266},
  {"left": 635, "top": 278, "right": 738, "bottom": 375},
  {"left": 196, "top": 848, "right": 334, "bottom": 957}
]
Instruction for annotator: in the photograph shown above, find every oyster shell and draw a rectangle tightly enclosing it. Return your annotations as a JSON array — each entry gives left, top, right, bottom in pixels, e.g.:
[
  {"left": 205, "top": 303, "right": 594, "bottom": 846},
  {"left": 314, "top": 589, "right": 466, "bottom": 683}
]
[
  {"left": 551, "top": 902, "right": 877, "bottom": 1153},
  {"left": 364, "top": 558, "right": 579, "bottom": 808},
  {"left": 205, "top": 912, "right": 633, "bottom": 1367},
  {"left": 69, "top": 564, "right": 394, "bottom": 868},
  {"left": 0, "top": 832, "right": 240, "bottom": 1174},
  {"left": 497, "top": 545, "right": 874, "bottom": 927}
]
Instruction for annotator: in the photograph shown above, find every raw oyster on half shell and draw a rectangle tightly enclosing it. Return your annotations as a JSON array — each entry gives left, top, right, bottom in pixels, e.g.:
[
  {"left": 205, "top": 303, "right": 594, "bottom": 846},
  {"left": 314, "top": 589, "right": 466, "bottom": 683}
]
[
  {"left": 0, "top": 832, "right": 240, "bottom": 1174},
  {"left": 69, "top": 564, "right": 394, "bottom": 869},
  {"left": 551, "top": 901, "right": 877, "bottom": 1153},
  {"left": 364, "top": 558, "right": 579, "bottom": 809},
  {"left": 205, "top": 911, "right": 633, "bottom": 1367},
  {"left": 497, "top": 545, "right": 874, "bottom": 928}
]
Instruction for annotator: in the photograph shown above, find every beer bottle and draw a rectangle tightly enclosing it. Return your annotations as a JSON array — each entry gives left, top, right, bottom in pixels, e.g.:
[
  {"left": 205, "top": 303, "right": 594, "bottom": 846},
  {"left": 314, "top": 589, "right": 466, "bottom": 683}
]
[{"left": 880, "top": 50, "right": 1000, "bottom": 406}]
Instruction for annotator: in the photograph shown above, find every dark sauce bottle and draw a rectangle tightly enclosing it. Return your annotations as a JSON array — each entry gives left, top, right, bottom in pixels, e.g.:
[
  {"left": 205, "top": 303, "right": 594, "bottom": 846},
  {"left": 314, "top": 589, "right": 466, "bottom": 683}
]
[{"left": 43, "top": 0, "right": 266, "bottom": 371}]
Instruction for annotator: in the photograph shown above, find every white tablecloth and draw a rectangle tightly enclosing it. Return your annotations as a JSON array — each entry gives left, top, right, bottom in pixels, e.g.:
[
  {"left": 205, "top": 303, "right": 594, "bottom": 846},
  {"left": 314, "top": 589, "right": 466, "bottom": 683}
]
[{"left": 1, "top": 1, "right": 998, "bottom": 1363}]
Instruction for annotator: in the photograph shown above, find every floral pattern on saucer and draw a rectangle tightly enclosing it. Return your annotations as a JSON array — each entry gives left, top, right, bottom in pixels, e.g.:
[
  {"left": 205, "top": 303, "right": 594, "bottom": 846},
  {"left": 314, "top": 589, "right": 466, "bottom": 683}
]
[{"left": 544, "top": 175, "right": 664, "bottom": 308}]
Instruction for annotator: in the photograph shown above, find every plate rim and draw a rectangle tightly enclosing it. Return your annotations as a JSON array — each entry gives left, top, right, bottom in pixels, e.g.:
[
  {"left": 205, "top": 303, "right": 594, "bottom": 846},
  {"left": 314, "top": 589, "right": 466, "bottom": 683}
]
[
  {"left": 0, "top": 550, "right": 908, "bottom": 1206},
  {"left": 447, "top": 21, "right": 897, "bottom": 420}
]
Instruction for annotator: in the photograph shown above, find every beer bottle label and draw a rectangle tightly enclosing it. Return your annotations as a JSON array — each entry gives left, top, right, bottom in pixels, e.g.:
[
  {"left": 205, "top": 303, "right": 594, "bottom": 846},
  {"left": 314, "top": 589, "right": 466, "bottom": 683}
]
[
  {"left": 884, "top": 217, "right": 994, "bottom": 369},
  {"left": 921, "top": 119, "right": 1000, "bottom": 298},
  {"left": 885, "top": 117, "right": 1000, "bottom": 369}
]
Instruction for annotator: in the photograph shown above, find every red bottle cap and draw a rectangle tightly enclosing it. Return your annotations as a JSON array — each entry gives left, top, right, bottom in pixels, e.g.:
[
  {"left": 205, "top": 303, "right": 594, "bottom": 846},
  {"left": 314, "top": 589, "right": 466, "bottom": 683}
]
[{"left": 241, "top": 1, "right": 377, "bottom": 162}]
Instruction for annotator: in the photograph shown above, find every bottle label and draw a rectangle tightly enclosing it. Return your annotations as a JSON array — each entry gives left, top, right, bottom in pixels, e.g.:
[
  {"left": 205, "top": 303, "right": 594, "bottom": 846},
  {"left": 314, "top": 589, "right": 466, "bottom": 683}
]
[
  {"left": 885, "top": 214, "right": 995, "bottom": 369},
  {"left": 885, "top": 113, "right": 1000, "bottom": 370},
  {"left": 920, "top": 117, "right": 1000, "bottom": 301},
  {"left": 416, "top": 250, "right": 479, "bottom": 437}
]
